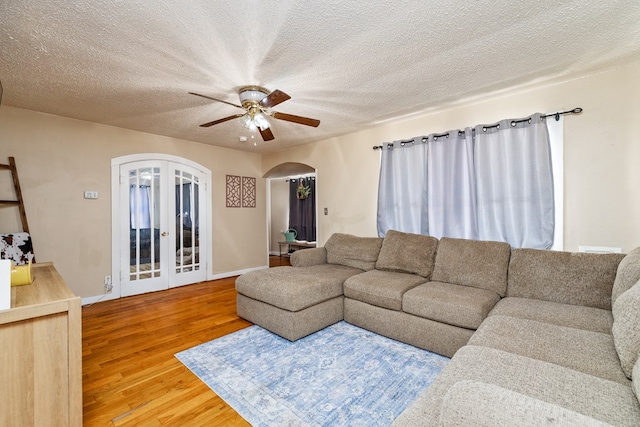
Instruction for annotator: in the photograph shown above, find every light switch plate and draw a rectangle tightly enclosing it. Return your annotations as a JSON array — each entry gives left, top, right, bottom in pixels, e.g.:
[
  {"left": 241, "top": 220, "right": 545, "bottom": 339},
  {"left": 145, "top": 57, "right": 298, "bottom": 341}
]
[{"left": 84, "top": 191, "right": 99, "bottom": 199}]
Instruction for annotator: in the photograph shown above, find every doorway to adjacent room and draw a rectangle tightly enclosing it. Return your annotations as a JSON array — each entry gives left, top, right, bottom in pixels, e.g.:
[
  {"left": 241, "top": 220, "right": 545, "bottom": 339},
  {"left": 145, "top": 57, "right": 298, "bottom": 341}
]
[{"left": 111, "top": 154, "right": 212, "bottom": 297}]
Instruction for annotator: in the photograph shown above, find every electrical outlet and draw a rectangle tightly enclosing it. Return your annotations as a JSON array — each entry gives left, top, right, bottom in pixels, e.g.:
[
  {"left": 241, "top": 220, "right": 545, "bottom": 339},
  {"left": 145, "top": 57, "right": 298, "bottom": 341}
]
[{"left": 104, "top": 275, "right": 112, "bottom": 293}]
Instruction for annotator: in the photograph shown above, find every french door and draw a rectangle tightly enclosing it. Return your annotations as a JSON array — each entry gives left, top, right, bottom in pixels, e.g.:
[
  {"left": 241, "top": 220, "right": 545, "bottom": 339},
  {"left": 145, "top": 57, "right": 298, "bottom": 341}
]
[{"left": 112, "top": 156, "right": 210, "bottom": 297}]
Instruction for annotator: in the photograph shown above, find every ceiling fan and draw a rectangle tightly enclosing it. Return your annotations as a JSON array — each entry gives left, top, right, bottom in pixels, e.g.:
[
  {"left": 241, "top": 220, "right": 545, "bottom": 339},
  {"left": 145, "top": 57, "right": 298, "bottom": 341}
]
[{"left": 189, "top": 86, "right": 320, "bottom": 142}]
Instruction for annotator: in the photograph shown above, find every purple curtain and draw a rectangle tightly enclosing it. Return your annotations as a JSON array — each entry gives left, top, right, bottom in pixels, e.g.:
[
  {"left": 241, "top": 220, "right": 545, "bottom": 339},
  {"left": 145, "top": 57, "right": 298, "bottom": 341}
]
[{"left": 289, "top": 177, "right": 316, "bottom": 242}]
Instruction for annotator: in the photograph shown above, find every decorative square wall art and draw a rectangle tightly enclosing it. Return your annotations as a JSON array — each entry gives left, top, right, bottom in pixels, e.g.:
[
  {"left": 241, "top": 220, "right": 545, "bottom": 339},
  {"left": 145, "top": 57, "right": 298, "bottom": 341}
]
[
  {"left": 242, "top": 176, "right": 256, "bottom": 208},
  {"left": 226, "top": 175, "right": 241, "bottom": 208}
]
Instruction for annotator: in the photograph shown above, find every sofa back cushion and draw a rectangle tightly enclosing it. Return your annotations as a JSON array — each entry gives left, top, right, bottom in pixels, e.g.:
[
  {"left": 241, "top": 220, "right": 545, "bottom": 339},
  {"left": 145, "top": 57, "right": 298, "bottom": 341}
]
[
  {"left": 612, "top": 279, "right": 640, "bottom": 379},
  {"left": 375, "top": 230, "right": 438, "bottom": 278},
  {"left": 612, "top": 246, "right": 640, "bottom": 306},
  {"left": 507, "top": 249, "right": 625, "bottom": 310},
  {"left": 290, "top": 247, "right": 327, "bottom": 267},
  {"left": 431, "top": 237, "right": 511, "bottom": 296},
  {"left": 324, "top": 233, "right": 383, "bottom": 271}
]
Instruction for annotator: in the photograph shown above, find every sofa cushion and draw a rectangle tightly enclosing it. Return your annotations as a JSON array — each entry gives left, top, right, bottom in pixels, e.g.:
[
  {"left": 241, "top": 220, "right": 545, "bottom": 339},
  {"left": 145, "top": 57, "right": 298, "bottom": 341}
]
[
  {"left": 612, "top": 279, "right": 640, "bottom": 379},
  {"left": 375, "top": 230, "right": 438, "bottom": 278},
  {"left": 345, "top": 298, "right": 474, "bottom": 358},
  {"left": 507, "top": 248, "right": 624, "bottom": 310},
  {"left": 403, "top": 282, "right": 500, "bottom": 330},
  {"left": 489, "top": 297, "right": 613, "bottom": 334},
  {"left": 235, "top": 264, "right": 361, "bottom": 312},
  {"left": 469, "top": 315, "right": 628, "bottom": 384},
  {"left": 392, "top": 345, "right": 640, "bottom": 427},
  {"left": 324, "top": 233, "right": 383, "bottom": 271},
  {"left": 430, "top": 237, "right": 511, "bottom": 296},
  {"left": 438, "top": 380, "right": 614, "bottom": 427},
  {"left": 290, "top": 247, "right": 327, "bottom": 267},
  {"left": 343, "top": 269, "right": 427, "bottom": 311},
  {"left": 612, "top": 246, "right": 640, "bottom": 306}
]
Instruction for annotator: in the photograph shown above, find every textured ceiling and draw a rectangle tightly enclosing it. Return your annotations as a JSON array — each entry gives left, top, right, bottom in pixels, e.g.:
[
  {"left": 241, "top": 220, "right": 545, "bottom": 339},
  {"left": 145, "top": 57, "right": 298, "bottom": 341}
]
[{"left": 1, "top": 1, "right": 639, "bottom": 154}]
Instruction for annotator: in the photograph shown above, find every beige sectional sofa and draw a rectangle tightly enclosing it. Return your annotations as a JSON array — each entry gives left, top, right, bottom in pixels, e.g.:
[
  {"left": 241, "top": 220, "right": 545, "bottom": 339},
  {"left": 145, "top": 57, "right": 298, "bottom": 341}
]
[{"left": 235, "top": 231, "right": 640, "bottom": 426}]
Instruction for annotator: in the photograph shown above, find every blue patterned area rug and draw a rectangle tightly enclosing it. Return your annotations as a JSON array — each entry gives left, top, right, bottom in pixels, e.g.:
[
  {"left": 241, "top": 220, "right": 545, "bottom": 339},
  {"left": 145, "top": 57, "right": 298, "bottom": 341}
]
[{"left": 175, "top": 321, "right": 448, "bottom": 426}]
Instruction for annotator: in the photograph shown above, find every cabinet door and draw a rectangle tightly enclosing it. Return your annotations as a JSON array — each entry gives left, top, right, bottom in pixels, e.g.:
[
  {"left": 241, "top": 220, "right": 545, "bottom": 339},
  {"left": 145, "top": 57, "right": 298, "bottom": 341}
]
[{"left": 0, "top": 313, "right": 70, "bottom": 426}]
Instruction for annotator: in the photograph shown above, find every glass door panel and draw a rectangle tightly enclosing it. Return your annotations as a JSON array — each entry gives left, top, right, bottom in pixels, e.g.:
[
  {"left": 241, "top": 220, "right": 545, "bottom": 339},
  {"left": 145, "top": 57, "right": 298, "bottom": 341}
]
[
  {"left": 120, "top": 162, "right": 169, "bottom": 296},
  {"left": 171, "top": 165, "right": 206, "bottom": 287},
  {"left": 129, "top": 167, "right": 162, "bottom": 281}
]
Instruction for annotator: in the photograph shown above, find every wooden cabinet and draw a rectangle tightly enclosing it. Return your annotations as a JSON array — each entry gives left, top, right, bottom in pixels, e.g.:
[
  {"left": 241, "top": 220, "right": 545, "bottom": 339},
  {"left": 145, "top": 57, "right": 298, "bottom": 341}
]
[{"left": 0, "top": 262, "right": 82, "bottom": 427}]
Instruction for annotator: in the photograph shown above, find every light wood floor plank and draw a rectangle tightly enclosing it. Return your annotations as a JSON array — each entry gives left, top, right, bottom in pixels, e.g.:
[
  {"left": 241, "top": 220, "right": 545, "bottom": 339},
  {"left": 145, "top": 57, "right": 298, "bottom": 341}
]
[
  {"left": 83, "top": 256, "right": 290, "bottom": 426},
  {"left": 82, "top": 277, "right": 252, "bottom": 426}
]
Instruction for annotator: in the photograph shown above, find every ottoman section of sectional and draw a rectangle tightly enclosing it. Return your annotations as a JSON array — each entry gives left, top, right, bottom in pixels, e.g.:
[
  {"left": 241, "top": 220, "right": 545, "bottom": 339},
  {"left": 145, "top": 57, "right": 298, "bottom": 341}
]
[{"left": 235, "top": 264, "right": 363, "bottom": 340}]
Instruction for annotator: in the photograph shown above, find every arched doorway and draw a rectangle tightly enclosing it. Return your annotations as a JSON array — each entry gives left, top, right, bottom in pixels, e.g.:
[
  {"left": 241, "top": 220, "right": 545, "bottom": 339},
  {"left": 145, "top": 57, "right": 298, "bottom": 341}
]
[
  {"left": 264, "top": 162, "right": 317, "bottom": 258},
  {"left": 111, "top": 154, "right": 212, "bottom": 297}
]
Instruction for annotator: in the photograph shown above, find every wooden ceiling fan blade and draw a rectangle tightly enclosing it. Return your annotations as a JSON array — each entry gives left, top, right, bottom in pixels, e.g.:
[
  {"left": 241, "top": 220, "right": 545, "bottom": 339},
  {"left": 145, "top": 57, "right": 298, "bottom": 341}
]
[
  {"left": 189, "top": 92, "right": 243, "bottom": 109},
  {"left": 259, "top": 127, "right": 275, "bottom": 141},
  {"left": 272, "top": 111, "right": 320, "bottom": 127},
  {"left": 200, "top": 114, "right": 244, "bottom": 127},
  {"left": 260, "top": 89, "right": 291, "bottom": 108}
]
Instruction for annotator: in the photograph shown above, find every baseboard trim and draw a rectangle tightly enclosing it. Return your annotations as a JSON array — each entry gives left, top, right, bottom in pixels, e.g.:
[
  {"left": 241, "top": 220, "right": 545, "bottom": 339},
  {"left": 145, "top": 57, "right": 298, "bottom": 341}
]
[
  {"left": 82, "top": 292, "right": 119, "bottom": 306},
  {"left": 208, "top": 265, "right": 268, "bottom": 281},
  {"left": 82, "top": 265, "right": 269, "bottom": 306}
]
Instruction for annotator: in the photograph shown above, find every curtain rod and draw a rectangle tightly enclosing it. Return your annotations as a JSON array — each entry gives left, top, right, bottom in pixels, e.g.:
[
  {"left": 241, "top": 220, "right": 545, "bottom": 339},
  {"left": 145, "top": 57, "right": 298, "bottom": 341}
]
[{"left": 372, "top": 107, "right": 582, "bottom": 150}]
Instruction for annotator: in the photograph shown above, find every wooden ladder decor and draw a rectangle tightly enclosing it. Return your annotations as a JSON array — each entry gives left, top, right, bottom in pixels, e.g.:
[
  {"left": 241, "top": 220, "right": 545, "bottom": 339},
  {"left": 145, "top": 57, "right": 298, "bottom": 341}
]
[{"left": 0, "top": 156, "right": 32, "bottom": 235}]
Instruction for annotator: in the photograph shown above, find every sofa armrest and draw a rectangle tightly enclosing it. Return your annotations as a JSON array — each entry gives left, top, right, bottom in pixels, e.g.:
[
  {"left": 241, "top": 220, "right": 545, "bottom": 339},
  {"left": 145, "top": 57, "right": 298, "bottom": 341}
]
[
  {"left": 439, "top": 380, "right": 613, "bottom": 427},
  {"left": 290, "top": 247, "right": 327, "bottom": 267}
]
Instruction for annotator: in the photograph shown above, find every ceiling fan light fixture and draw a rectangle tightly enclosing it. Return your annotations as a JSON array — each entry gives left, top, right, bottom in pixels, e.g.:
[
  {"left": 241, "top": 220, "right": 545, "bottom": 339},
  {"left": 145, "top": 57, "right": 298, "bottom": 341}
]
[
  {"left": 239, "top": 113, "right": 257, "bottom": 131},
  {"left": 239, "top": 105, "right": 271, "bottom": 132},
  {"left": 253, "top": 112, "right": 270, "bottom": 130},
  {"left": 191, "top": 85, "right": 319, "bottom": 142}
]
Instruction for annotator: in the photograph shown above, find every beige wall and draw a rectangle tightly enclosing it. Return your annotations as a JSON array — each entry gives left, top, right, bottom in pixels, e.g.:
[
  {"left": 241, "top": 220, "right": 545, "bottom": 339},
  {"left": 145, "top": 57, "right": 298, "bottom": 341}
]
[
  {"left": 263, "top": 62, "right": 640, "bottom": 253},
  {"left": 0, "top": 107, "right": 267, "bottom": 299}
]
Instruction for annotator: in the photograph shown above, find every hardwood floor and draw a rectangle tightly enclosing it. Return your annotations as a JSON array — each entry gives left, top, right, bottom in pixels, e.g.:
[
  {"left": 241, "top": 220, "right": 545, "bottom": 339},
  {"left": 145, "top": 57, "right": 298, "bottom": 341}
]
[
  {"left": 82, "top": 256, "right": 289, "bottom": 426},
  {"left": 269, "top": 253, "right": 292, "bottom": 267}
]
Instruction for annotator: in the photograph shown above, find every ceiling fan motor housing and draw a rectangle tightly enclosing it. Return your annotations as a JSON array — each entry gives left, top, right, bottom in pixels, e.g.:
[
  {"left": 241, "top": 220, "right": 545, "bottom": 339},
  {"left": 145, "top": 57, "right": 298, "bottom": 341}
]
[{"left": 238, "top": 86, "right": 269, "bottom": 108}]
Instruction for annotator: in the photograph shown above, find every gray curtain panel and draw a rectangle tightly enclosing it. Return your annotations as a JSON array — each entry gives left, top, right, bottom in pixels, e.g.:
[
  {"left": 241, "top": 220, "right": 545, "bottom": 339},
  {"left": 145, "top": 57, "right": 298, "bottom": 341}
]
[
  {"left": 474, "top": 113, "right": 554, "bottom": 249},
  {"left": 427, "top": 128, "right": 478, "bottom": 240},
  {"left": 377, "top": 113, "right": 555, "bottom": 249},
  {"left": 377, "top": 140, "right": 429, "bottom": 237}
]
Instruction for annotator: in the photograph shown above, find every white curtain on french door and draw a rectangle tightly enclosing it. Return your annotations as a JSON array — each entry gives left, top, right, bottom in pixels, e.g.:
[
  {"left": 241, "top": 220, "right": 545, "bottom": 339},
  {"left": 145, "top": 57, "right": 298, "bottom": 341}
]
[{"left": 377, "top": 113, "right": 558, "bottom": 249}]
